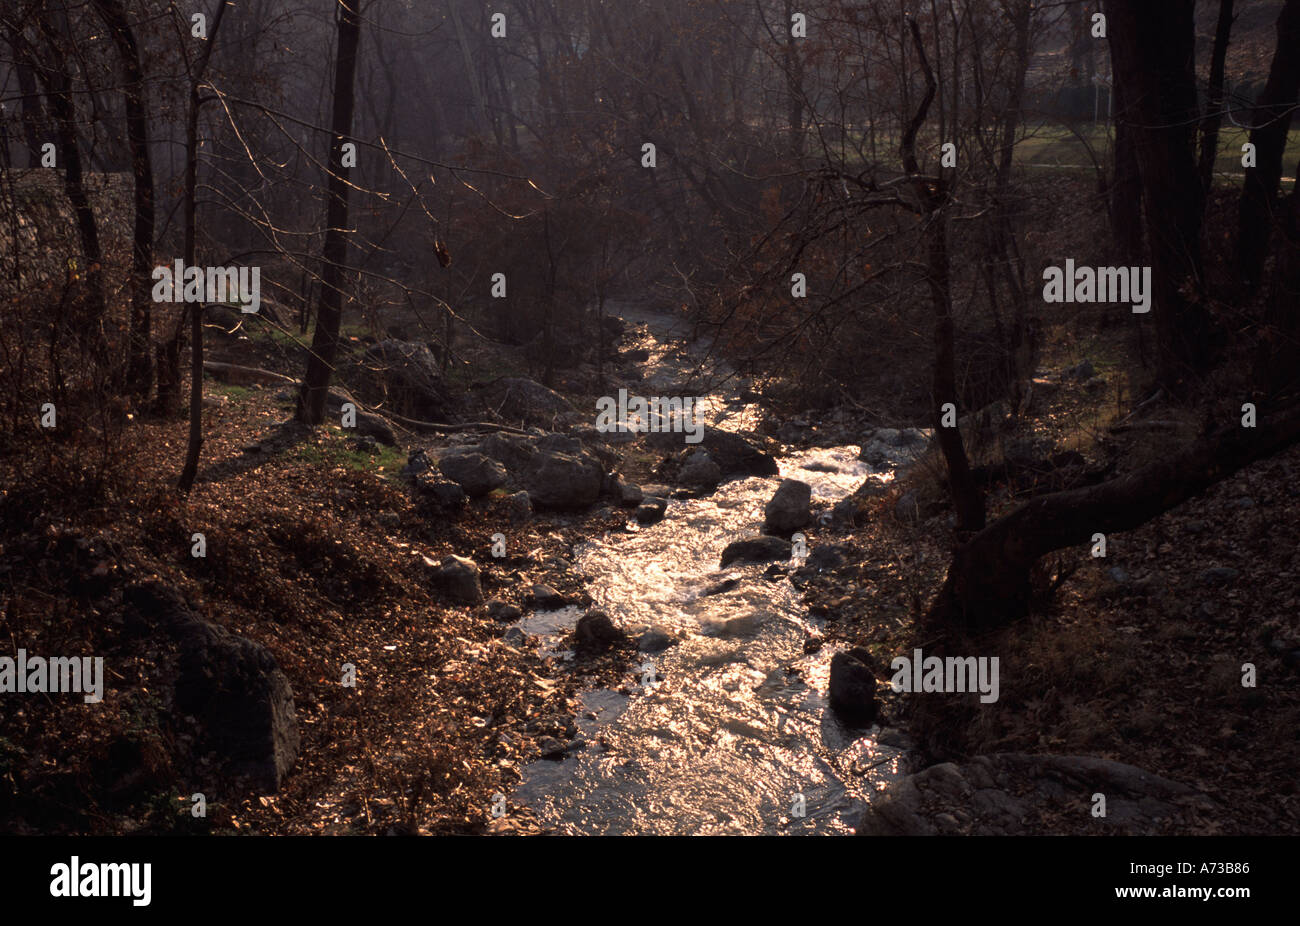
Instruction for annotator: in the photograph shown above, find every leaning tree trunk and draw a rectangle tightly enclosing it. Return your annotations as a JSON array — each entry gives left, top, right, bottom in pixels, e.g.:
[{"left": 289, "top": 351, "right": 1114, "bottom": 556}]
[
  {"left": 925, "top": 403, "right": 1300, "bottom": 633},
  {"left": 297, "top": 0, "right": 362, "bottom": 424},
  {"left": 1237, "top": 0, "right": 1300, "bottom": 290}
]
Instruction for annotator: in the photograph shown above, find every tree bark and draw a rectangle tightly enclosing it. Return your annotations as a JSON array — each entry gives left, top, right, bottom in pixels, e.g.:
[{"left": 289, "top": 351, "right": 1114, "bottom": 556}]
[
  {"left": 296, "top": 0, "right": 362, "bottom": 425},
  {"left": 178, "top": 0, "right": 232, "bottom": 492},
  {"left": 1105, "top": 0, "right": 1210, "bottom": 389},
  {"left": 903, "top": 17, "right": 985, "bottom": 532},
  {"left": 93, "top": 0, "right": 156, "bottom": 397},
  {"left": 1108, "top": 68, "right": 1144, "bottom": 264},
  {"left": 11, "top": 16, "right": 109, "bottom": 361},
  {"left": 1199, "top": 0, "right": 1235, "bottom": 195},
  {"left": 1237, "top": 0, "right": 1300, "bottom": 289},
  {"left": 12, "top": 54, "right": 43, "bottom": 168}
]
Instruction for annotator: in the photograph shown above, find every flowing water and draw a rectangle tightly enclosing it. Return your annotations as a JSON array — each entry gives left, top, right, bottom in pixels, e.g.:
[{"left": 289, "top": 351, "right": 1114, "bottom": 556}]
[{"left": 509, "top": 305, "right": 913, "bottom": 835}]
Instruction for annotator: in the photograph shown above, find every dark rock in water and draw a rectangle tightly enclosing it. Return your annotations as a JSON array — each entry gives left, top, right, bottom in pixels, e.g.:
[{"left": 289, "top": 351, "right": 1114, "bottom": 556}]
[
  {"left": 700, "top": 429, "right": 779, "bottom": 476},
  {"left": 123, "top": 583, "right": 299, "bottom": 792},
  {"left": 431, "top": 555, "right": 482, "bottom": 604},
  {"left": 678, "top": 451, "right": 722, "bottom": 489},
  {"left": 621, "top": 347, "right": 651, "bottom": 363},
  {"left": 635, "top": 497, "right": 668, "bottom": 525},
  {"left": 619, "top": 482, "right": 644, "bottom": 507},
  {"left": 526, "top": 584, "right": 567, "bottom": 610},
  {"left": 720, "top": 535, "right": 790, "bottom": 567},
  {"left": 537, "top": 735, "right": 566, "bottom": 760},
  {"left": 702, "top": 576, "right": 741, "bottom": 597},
  {"left": 637, "top": 629, "right": 674, "bottom": 653},
  {"left": 807, "top": 543, "right": 848, "bottom": 570},
  {"left": 438, "top": 451, "right": 508, "bottom": 497},
  {"left": 648, "top": 428, "right": 778, "bottom": 476},
  {"left": 575, "top": 611, "right": 626, "bottom": 652},
  {"left": 764, "top": 479, "right": 812, "bottom": 533},
  {"left": 486, "top": 598, "right": 523, "bottom": 622},
  {"left": 829, "top": 651, "right": 879, "bottom": 728},
  {"left": 709, "top": 612, "right": 766, "bottom": 639}
]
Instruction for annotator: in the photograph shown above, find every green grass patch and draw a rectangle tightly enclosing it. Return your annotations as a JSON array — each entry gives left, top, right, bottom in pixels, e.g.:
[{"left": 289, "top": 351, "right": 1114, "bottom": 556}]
[
  {"left": 205, "top": 379, "right": 255, "bottom": 401},
  {"left": 287, "top": 429, "right": 406, "bottom": 478}
]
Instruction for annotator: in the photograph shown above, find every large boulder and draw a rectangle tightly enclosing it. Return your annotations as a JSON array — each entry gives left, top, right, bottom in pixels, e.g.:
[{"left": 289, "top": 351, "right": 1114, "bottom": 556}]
[
  {"left": 430, "top": 555, "right": 482, "bottom": 604},
  {"left": 698, "top": 429, "right": 779, "bottom": 476},
  {"left": 858, "top": 754, "right": 1205, "bottom": 836},
  {"left": 477, "top": 431, "right": 541, "bottom": 473},
  {"left": 828, "top": 651, "right": 879, "bottom": 727},
  {"left": 124, "top": 583, "right": 298, "bottom": 792},
  {"left": 648, "top": 427, "right": 778, "bottom": 476},
  {"left": 678, "top": 451, "right": 722, "bottom": 489},
  {"left": 720, "top": 535, "right": 791, "bottom": 567},
  {"left": 575, "top": 611, "right": 627, "bottom": 652},
  {"left": 764, "top": 479, "right": 812, "bottom": 533},
  {"left": 361, "top": 339, "right": 455, "bottom": 421},
  {"left": 635, "top": 496, "right": 668, "bottom": 525},
  {"left": 524, "top": 450, "right": 603, "bottom": 510},
  {"left": 438, "top": 451, "right": 507, "bottom": 497},
  {"left": 485, "top": 377, "right": 573, "bottom": 425}
]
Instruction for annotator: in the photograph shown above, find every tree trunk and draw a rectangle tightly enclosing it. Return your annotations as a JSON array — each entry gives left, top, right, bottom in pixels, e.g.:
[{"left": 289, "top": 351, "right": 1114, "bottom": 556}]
[
  {"left": 1108, "top": 70, "right": 1144, "bottom": 264},
  {"left": 12, "top": 55, "right": 43, "bottom": 168},
  {"left": 903, "top": 17, "right": 984, "bottom": 532},
  {"left": 1199, "top": 0, "right": 1235, "bottom": 195},
  {"left": 1237, "top": 0, "right": 1300, "bottom": 289},
  {"left": 296, "top": 0, "right": 362, "bottom": 425},
  {"left": 13, "top": 16, "right": 108, "bottom": 361},
  {"left": 926, "top": 402, "right": 1300, "bottom": 633},
  {"left": 1105, "top": 0, "right": 1210, "bottom": 389},
  {"left": 178, "top": 0, "right": 232, "bottom": 491},
  {"left": 93, "top": 0, "right": 155, "bottom": 398}
]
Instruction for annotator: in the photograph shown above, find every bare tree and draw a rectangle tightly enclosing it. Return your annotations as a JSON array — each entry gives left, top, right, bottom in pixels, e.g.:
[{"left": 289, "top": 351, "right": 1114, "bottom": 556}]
[{"left": 297, "top": 0, "right": 363, "bottom": 425}]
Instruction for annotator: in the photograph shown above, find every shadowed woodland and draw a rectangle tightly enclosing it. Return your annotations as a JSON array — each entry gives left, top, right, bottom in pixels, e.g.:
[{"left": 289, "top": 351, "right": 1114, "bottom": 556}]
[{"left": 1, "top": 0, "right": 1298, "bottom": 836}]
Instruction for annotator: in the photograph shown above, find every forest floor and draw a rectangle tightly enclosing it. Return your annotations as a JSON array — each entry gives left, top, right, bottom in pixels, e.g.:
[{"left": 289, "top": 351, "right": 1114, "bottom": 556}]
[
  {"left": 3, "top": 300, "right": 1297, "bottom": 836},
  {"left": 798, "top": 321, "right": 1300, "bottom": 835},
  {"left": 0, "top": 369, "right": 639, "bottom": 835}
]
